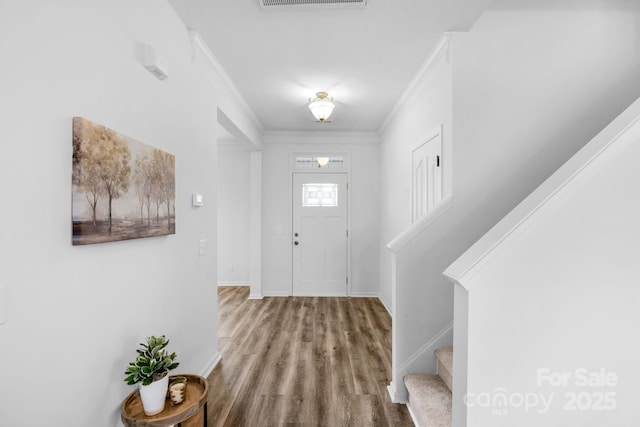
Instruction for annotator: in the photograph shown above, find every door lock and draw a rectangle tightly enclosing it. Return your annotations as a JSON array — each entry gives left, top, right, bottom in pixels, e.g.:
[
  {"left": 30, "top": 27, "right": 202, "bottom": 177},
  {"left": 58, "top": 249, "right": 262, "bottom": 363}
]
[{"left": 294, "top": 232, "right": 299, "bottom": 237}]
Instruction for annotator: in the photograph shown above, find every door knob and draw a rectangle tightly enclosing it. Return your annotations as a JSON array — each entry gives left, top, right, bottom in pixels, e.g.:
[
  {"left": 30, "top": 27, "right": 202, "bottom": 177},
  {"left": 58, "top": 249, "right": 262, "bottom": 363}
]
[{"left": 294, "top": 241, "right": 299, "bottom": 246}]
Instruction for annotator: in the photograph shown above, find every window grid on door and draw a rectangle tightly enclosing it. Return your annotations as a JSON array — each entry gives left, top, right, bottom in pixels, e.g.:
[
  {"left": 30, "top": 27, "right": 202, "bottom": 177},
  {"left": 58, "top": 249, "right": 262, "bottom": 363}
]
[{"left": 302, "top": 183, "right": 338, "bottom": 207}]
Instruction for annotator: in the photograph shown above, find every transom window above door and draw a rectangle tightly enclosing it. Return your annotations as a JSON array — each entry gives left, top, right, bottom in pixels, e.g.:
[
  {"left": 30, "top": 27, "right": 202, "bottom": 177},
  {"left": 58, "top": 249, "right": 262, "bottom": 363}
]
[{"left": 295, "top": 155, "right": 344, "bottom": 169}]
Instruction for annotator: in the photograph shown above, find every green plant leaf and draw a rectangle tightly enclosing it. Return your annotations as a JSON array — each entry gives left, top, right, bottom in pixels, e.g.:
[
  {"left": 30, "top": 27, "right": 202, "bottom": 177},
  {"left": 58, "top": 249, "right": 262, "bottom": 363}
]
[{"left": 125, "top": 335, "right": 179, "bottom": 385}]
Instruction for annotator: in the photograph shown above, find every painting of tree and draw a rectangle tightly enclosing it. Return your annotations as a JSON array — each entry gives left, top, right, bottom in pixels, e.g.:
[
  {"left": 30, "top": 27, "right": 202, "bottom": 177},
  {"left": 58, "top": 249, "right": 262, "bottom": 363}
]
[{"left": 72, "top": 117, "right": 176, "bottom": 245}]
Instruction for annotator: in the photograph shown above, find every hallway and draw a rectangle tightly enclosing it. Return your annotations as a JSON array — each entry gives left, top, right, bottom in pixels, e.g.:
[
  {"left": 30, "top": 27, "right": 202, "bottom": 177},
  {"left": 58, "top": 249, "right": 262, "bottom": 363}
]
[{"left": 206, "top": 287, "right": 413, "bottom": 426}]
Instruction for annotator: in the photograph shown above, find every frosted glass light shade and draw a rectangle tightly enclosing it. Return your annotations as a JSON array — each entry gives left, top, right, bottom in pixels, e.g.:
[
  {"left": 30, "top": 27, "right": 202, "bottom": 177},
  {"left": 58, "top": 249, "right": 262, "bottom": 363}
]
[
  {"left": 308, "top": 92, "right": 335, "bottom": 122},
  {"left": 316, "top": 157, "right": 329, "bottom": 167}
]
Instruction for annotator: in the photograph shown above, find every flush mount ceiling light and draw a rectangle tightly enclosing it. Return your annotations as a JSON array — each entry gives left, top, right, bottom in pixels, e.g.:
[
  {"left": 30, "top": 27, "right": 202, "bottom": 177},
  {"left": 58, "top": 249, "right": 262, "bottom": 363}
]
[{"left": 308, "top": 92, "right": 335, "bottom": 123}]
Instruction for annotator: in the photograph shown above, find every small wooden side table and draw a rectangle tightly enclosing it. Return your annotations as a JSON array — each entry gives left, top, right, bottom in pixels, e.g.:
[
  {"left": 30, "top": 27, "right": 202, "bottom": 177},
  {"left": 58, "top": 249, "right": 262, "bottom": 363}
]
[{"left": 121, "top": 374, "right": 208, "bottom": 427}]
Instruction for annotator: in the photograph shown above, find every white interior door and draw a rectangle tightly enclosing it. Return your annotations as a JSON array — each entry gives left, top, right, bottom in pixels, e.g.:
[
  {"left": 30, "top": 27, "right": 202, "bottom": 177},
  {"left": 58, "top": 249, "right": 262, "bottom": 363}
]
[
  {"left": 412, "top": 133, "right": 443, "bottom": 222},
  {"left": 292, "top": 173, "right": 348, "bottom": 296}
]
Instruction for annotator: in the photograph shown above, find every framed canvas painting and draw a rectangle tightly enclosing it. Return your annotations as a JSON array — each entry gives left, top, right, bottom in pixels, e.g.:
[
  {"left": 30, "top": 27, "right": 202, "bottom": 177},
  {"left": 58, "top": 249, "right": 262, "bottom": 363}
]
[{"left": 72, "top": 117, "right": 175, "bottom": 245}]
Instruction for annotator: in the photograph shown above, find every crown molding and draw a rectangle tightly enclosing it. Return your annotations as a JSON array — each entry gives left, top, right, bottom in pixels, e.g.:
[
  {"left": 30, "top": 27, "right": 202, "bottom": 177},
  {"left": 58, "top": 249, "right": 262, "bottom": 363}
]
[
  {"left": 379, "top": 32, "right": 455, "bottom": 135},
  {"left": 189, "top": 31, "right": 265, "bottom": 135},
  {"left": 263, "top": 130, "right": 379, "bottom": 145}
]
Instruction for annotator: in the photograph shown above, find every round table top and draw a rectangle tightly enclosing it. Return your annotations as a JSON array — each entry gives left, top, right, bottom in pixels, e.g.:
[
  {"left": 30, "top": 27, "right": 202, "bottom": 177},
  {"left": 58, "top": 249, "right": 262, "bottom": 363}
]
[{"left": 121, "top": 374, "right": 208, "bottom": 427}]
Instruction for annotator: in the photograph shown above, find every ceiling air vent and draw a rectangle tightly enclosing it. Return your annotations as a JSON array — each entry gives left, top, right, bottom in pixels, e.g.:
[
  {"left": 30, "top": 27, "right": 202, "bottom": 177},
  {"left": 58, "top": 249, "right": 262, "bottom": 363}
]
[{"left": 259, "top": 0, "right": 366, "bottom": 9}]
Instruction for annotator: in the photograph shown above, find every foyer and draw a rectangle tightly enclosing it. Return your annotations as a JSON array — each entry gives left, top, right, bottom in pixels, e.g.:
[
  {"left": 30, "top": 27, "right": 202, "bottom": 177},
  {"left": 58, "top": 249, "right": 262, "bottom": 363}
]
[{"left": 1, "top": 1, "right": 639, "bottom": 426}]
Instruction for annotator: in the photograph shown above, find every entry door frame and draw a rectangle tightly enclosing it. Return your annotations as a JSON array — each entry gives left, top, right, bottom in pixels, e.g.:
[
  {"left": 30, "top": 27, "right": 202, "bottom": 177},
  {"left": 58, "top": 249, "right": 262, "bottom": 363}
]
[{"left": 288, "top": 150, "right": 351, "bottom": 296}]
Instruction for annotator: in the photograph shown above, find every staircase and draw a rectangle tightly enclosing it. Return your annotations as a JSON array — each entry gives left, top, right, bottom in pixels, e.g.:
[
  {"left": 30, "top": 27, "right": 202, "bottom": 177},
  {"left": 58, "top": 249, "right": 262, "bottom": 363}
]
[{"left": 404, "top": 347, "right": 453, "bottom": 427}]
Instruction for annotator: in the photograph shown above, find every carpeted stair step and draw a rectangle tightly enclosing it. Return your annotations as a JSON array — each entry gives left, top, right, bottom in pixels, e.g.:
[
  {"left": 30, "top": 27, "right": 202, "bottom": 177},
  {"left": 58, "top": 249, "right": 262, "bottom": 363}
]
[
  {"left": 435, "top": 347, "right": 453, "bottom": 392},
  {"left": 404, "top": 374, "right": 452, "bottom": 427}
]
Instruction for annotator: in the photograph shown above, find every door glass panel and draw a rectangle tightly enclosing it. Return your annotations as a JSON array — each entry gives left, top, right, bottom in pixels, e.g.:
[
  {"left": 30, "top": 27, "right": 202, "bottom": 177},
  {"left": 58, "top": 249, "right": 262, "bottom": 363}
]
[{"left": 302, "top": 183, "right": 338, "bottom": 207}]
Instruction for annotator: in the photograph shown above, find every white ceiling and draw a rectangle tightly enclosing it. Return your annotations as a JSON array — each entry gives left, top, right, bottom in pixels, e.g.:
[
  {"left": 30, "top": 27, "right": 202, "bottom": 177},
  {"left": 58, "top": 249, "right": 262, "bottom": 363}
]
[{"left": 169, "top": 0, "right": 491, "bottom": 133}]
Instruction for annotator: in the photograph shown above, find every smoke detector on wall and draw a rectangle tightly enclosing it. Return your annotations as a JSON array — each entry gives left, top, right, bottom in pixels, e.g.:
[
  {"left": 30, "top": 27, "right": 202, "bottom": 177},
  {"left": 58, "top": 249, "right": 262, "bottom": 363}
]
[
  {"left": 258, "top": 0, "right": 366, "bottom": 9},
  {"left": 140, "top": 43, "right": 168, "bottom": 80}
]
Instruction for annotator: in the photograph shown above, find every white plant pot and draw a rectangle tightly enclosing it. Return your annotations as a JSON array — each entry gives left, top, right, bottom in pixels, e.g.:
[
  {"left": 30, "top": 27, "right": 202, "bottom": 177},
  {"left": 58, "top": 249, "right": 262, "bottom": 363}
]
[{"left": 139, "top": 374, "right": 169, "bottom": 416}]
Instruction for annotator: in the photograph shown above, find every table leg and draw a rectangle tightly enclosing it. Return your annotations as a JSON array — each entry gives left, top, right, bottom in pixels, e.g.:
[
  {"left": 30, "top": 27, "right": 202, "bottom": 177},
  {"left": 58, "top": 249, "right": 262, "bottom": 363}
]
[{"left": 181, "top": 401, "right": 207, "bottom": 427}]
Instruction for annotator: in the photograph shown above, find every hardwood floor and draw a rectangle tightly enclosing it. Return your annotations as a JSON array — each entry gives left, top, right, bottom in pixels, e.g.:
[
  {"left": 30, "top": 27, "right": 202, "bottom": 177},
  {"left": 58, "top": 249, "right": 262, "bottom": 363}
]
[{"left": 205, "top": 286, "right": 414, "bottom": 427}]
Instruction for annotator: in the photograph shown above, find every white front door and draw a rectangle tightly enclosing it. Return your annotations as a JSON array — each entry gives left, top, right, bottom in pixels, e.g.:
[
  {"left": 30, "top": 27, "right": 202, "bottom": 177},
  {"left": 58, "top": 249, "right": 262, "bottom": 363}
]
[{"left": 292, "top": 173, "right": 348, "bottom": 296}]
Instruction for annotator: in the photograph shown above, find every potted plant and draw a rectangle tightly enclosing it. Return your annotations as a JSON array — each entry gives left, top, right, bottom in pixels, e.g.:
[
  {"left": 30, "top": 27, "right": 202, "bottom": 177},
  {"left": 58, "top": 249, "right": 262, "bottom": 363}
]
[{"left": 124, "top": 335, "right": 179, "bottom": 416}]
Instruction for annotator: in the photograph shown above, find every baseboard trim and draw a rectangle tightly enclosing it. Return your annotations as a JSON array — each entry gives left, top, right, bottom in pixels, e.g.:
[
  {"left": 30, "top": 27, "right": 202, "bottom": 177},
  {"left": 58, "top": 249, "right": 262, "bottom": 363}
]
[
  {"left": 350, "top": 291, "right": 379, "bottom": 297},
  {"left": 263, "top": 291, "right": 291, "bottom": 297},
  {"left": 406, "top": 403, "right": 421, "bottom": 427},
  {"left": 218, "top": 282, "right": 250, "bottom": 287},
  {"left": 260, "top": 292, "right": 386, "bottom": 302},
  {"left": 292, "top": 292, "right": 351, "bottom": 297},
  {"left": 397, "top": 321, "right": 454, "bottom": 374},
  {"left": 387, "top": 381, "right": 408, "bottom": 404},
  {"left": 200, "top": 352, "right": 222, "bottom": 378},
  {"left": 378, "top": 296, "right": 392, "bottom": 316}
]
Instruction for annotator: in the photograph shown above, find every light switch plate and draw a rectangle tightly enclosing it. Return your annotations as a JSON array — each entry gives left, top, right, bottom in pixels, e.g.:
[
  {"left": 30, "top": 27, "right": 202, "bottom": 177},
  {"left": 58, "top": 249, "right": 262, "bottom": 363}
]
[
  {"left": 199, "top": 238, "right": 207, "bottom": 256},
  {"left": 192, "top": 194, "right": 204, "bottom": 207}
]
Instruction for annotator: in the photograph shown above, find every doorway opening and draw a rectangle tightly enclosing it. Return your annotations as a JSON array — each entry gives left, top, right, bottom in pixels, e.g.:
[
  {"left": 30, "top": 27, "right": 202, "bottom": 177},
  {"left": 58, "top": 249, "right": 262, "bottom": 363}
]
[{"left": 217, "top": 108, "right": 262, "bottom": 299}]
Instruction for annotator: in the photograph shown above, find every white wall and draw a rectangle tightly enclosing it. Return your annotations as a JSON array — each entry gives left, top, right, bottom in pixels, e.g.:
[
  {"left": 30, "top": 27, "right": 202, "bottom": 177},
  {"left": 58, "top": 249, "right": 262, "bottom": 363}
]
[
  {"left": 0, "top": 2, "right": 257, "bottom": 425},
  {"left": 379, "top": 35, "right": 456, "bottom": 401},
  {"left": 380, "top": 0, "right": 640, "bottom": 316},
  {"left": 446, "top": 95, "right": 640, "bottom": 426},
  {"left": 380, "top": 0, "right": 640, "bottom": 405},
  {"left": 379, "top": 36, "right": 454, "bottom": 312},
  {"left": 262, "top": 132, "right": 380, "bottom": 297},
  {"left": 217, "top": 150, "right": 251, "bottom": 284},
  {"left": 447, "top": 2, "right": 640, "bottom": 425},
  {"left": 452, "top": 0, "right": 640, "bottom": 222}
]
